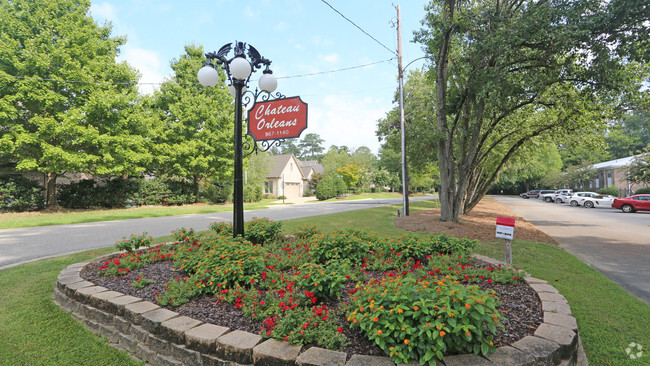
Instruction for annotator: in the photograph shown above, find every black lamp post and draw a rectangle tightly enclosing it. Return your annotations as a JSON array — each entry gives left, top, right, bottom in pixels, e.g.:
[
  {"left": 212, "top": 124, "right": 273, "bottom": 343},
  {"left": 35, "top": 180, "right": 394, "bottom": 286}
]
[{"left": 197, "top": 41, "right": 277, "bottom": 237}]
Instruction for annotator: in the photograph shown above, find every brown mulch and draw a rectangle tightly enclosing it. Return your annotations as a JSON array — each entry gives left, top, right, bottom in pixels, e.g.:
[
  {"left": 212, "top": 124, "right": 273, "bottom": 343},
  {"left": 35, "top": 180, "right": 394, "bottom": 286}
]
[
  {"left": 396, "top": 196, "right": 557, "bottom": 244},
  {"left": 80, "top": 196, "right": 546, "bottom": 359}
]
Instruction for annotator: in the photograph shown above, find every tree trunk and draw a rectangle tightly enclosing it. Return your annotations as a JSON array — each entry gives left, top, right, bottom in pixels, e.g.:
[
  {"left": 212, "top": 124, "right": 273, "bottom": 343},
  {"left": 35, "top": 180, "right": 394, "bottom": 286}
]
[
  {"left": 45, "top": 172, "right": 58, "bottom": 209},
  {"left": 436, "top": 0, "right": 459, "bottom": 222},
  {"left": 193, "top": 175, "right": 200, "bottom": 203}
]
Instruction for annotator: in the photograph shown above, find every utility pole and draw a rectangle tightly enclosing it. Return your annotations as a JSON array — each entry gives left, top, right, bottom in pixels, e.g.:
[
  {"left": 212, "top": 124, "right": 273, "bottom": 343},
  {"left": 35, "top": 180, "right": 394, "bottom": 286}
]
[{"left": 397, "top": 5, "right": 409, "bottom": 216}]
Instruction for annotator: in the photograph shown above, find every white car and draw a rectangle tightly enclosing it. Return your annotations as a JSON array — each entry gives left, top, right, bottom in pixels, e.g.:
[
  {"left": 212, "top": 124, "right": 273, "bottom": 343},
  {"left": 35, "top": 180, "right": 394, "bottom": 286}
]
[
  {"left": 543, "top": 189, "right": 573, "bottom": 203},
  {"left": 568, "top": 192, "right": 599, "bottom": 207},
  {"left": 554, "top": 192, "right": 574, "bottom": 203},
  {"left": 579, "top": 194, "right": 616, "bottom": 208}
]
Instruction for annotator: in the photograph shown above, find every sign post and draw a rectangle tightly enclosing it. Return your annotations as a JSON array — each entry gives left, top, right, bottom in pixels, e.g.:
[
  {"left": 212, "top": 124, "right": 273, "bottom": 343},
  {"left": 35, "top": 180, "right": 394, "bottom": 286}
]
[{"left": 496, "top": 216, "right": 515, "bottom": 264}]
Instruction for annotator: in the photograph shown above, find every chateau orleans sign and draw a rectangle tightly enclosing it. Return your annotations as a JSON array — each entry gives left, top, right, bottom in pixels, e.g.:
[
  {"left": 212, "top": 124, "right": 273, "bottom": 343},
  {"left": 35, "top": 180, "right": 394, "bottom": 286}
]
[{"left": 247, "top": 96, "right": 308, "bottom": 141}]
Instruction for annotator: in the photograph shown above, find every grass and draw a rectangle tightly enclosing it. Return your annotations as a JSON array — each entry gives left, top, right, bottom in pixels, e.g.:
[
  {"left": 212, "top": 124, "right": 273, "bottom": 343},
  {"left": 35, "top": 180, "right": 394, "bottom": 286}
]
[
  {"left": 311, "top": 191, "right": 404, "bottom": 202},
  {"left": 0, "top": 199, "right": 647, "bottom": 365},
  {"left": 0, "top": 200, "right": 277, "bottom": 229}
]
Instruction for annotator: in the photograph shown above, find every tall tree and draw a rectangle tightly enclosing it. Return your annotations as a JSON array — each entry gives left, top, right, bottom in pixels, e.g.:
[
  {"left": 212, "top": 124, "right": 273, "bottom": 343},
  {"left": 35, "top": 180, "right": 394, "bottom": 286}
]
[
  {"left": 280, "top": 139, "right": 301, "bottom": 157},
  {"left": 417, "top": 0, "right": 649, "bottom": 221},
  {"left": 0, "top": 0, "right": 149, "bottom": 208},
  {"left": 154, "top": 44, "right": 233, "bottom": 202},
  {"left": 297, "top": 133, "right": 325, "bottom": 159}
]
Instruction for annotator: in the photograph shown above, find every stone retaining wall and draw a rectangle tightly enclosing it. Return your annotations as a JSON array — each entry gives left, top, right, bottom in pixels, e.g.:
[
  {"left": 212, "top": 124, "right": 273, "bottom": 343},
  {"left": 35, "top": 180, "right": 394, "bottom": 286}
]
[{"left": 53, "top": 254, "right": 587, "bottom": 366}]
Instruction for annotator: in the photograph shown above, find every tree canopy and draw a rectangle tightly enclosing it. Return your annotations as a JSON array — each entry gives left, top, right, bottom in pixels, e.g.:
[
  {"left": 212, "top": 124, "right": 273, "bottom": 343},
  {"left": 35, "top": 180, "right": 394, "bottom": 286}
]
[
  {"left": 415, "top": 0, "right": 649, "bottom": 221},
  {"left": 0, "top": 0, "right": 148, "bottom": 207}
]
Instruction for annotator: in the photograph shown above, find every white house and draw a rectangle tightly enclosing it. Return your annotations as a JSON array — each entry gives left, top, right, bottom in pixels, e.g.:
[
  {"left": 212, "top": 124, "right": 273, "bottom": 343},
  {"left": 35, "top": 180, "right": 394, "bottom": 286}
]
[{"left": 264, "top": 154, "right": 306, "bottom": 199}]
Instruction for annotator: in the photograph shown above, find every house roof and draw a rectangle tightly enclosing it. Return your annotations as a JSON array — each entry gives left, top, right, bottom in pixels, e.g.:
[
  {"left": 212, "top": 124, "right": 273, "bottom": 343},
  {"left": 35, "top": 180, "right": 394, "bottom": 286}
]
[
  {"left": 591, "top": 154, "right": 644, "bottom": 170},
  {"left": 267, "top": 154, "right": 294, "bottom": 178},
  {"left": 298, "top": 159, "right": 325, "bottom": 175}
]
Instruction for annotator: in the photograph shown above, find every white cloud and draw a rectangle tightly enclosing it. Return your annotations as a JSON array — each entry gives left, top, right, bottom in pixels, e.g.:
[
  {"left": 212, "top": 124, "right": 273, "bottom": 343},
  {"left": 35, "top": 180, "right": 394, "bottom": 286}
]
[
  {"left": 120, "top": 46, "right": 166, "bottom": 95},
  {"left": 89, "top": 2, "right": 117, "bottom": 22},
  {"left": 321, "top": 53, "right": 340, "bottom": 64},
  {"left": 244, "top": 6, "right": 260, "bottom": 19},
  {"left": 274, "top": 21, "right": 290, "bottom": 32},
  {"left": 308, "top": 94, "right": 387, "bottom": 153}
]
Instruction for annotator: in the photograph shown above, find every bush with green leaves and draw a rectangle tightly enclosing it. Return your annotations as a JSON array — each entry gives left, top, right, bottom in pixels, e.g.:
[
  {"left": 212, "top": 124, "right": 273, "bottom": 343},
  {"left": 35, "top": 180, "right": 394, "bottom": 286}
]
[
  {"left": 295, "top": 261, "right": 352, "bottom": 300},
  {"left": 57, "top": 179, "right": 101, "bottom": 208},
  {"left": 244, "top": 217, "right": 282, "bottom": 244},
  {"left": 156, "top": 276, "right": 196, "bottom": 306},
  {"left": 310, "top": 228, "right": 370, "bottom": 264},
  {"left": 315, "top": 175, "right": 347, "bottom": 200},
  {"left": 0, "top": 175, "right": 44, "bottom": 212},
  {"left": 244, "top": 184, "right": 263, "bottom": 202},
  {"left": 114, "top": 232, "right": 153, "bottom": 253},
  {"left": 201, "top": 180, "right": 233, "bottom": 203},
  {"left": 175, "top": 234, "right": 265, "bottom": 295},
  {"left": 597, "top": 186, "right": 621, "bottom": 197},
  {"left": 347, "top": 273, "right": 503, "bottom": 364},
  {"left": 633, "top": 187, "right": 650, "bottom": 194},
  {"left": 293, "top": 224, "right": 321, "bottom": 239},
  {"left": 428, "top": 232, "right": 477, "bottom": 255},
  {"left": 209, "top": 218, "right": 281, "bottom": 244}
]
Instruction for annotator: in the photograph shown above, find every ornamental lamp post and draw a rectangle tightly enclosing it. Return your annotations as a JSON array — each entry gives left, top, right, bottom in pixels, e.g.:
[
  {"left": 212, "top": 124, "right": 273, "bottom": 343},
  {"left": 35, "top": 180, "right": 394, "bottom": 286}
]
[{"left": 197, "top": 41, "right": 277, "bottom": 238}]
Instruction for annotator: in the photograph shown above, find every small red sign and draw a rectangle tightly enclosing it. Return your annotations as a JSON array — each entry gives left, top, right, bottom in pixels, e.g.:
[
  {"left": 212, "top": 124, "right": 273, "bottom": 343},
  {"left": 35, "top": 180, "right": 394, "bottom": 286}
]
[
  {"left": 496, "top": 216, "right": 516, "bottom": 227},
  {"left": 247, "top": 96, "right": 308, "bottom": 141}
]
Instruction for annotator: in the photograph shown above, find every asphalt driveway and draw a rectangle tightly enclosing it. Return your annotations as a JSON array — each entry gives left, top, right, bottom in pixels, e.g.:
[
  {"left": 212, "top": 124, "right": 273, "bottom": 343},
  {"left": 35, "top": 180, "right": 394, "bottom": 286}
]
[{"left": 492, "top": 195, "right": 650, "bottom": 305}]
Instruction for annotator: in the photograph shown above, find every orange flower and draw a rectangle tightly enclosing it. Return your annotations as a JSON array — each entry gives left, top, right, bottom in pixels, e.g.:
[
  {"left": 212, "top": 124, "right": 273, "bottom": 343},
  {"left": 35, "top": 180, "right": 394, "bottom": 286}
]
[
  {"left": 413, "top": 305, "right": 419, "bottom": 311},
  {"left": 373, "top": 317, "right": 379, "bottom": 322},
  {"left": 465, "top": 303, "right": 471, "bottom": 309},
  {"left": 377, "top": 330, "right": 383, "bottom": 335},
  {"left": 404, "top": 339, "right": 410, "bottom": 345},
  {"left": 397, "top": 308, "right": 404, "bottom": 314},
  {"left": 440, "top": 331, "right": 446, "bottom": 337}
]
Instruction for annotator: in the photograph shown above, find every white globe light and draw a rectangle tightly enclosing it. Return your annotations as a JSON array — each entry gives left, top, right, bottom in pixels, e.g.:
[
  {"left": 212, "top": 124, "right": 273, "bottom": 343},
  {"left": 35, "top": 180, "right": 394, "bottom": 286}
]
[
  {"left": 258, "top": 73, "right": 277, "bottom": 93},
  {"left": 229, "top": 84, "right": 247, "bottom": 98},
  {"left": 197, "top": 65, "right": 219, "bottom": 87},
  {"left": 230, "top": 57, "right": 252, "bottom": 80}
]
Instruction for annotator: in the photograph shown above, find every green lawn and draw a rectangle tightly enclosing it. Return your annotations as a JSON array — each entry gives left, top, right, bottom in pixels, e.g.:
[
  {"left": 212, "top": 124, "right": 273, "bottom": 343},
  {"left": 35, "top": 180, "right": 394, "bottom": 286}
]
[
  {"left": 0, "top": 199, "right": 647, "bottom": 365},
  {"left": 0, "top": 200, "right": 278, "bottom": 229}
]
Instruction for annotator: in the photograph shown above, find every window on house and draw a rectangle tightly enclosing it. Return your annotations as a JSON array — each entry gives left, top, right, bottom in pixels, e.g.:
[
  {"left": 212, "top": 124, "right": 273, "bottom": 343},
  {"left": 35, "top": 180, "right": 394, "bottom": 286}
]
[
  {"left": 265, "top": 181, "right": 273, "bottom": 194},
  {"left": 607, "top": 171, "right": 612, "bottom": 186}
]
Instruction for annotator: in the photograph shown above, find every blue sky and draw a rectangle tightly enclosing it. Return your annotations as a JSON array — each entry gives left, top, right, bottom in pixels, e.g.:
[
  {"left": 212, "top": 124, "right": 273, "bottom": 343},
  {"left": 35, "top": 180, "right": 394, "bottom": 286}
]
[{"left": 89, "top": 1, "right": 430, "bottom": 154}]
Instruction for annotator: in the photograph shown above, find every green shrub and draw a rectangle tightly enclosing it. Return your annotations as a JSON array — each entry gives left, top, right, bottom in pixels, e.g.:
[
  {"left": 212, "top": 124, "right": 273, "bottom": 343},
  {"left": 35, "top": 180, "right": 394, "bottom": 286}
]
[
  {"left": 0, "top": 175, "right": 44, "bottom": 212},
  {"left": 244, "top": 217, "right": 282, "bottom": 244},
  {"left": 209, "top": 221, "right": 233, "bottom": 235},
  {"left": 295, "top": 260, "right": 352, "bottom": 300},
  {"left": 132, "top": 178, "right": 194, "bottom": 206},
  {"left": 347, "top": 274, "right": 502, "bottom": 364},
  {"left": 597, "top": 186, "right": 621, "bottom": 197},
  {"left": 177, "top": 235, "right": 265, "bottom": 293},
  {"left": 311, "top": 228, "right": 370, "bottom": 264},
  {"left": 114, "top": 232, "right": 153, "bottom": 253},
  {"left": 429, "top": 232, "right": 477, "bottom": 255},
  {"left": 57, "top": 179, "right": 100, "bottom": 208},
  {"left": 315, "top": 175, "right": 347, "bottom": 200},
  {"left": 633, "top": 187, "right": 650, "bottom": 194},
  {"left": 244, "top": 184, "right": 263, "bottom": 202},
  {"left": 201, "top": 180, "right": 233, "bottom": 203},
  {"left": 293, "top": 224, "right": 321, "bottom": 239},
  {"left": 156, "top": 276, "right": 196, "bottom": 306}
]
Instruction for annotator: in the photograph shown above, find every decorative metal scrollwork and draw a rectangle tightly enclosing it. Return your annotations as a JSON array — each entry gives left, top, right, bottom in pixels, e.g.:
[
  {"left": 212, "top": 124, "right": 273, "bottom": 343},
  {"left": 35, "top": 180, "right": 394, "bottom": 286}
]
[{"left": 241, "top": 88, "right": 288, "bottom": 156}]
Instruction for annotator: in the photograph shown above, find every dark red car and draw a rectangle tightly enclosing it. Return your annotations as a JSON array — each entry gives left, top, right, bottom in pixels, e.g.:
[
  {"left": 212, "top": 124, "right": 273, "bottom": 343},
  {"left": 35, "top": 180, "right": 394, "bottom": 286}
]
[{"left": 612, "top": 194, "right": 650, "bottom": 213}]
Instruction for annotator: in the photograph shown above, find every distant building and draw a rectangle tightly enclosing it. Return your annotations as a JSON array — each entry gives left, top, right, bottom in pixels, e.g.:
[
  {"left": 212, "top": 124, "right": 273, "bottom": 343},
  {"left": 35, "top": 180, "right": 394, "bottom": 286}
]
[
  {"left": 585, "top": 154, "right": 646, "bottom": 196},
  {"left": 264, "top": 154, "right": 324, "bottom": 199}
]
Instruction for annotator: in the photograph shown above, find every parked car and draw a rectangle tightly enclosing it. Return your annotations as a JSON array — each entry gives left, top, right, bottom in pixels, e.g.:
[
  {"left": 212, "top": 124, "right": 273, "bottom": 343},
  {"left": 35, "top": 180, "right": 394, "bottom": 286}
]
[
  {"left": 520, "top": 190, "right": 541, "bottom": 199},
  {"left": 542, "top": 189, "right": 573, "bottom": 203},
  {"left": 568, "top": 192, "right": 599, "bottom": 207},
  {"left": 554, "top": 192, "right": 574, "bottom": 203},
  {"left": 579, "top": 194, "right": 616, "bottom": 208},
  {"left": 538, "top": 190, "right": 557, "bottom": 202},
  {"left": 612, "top": 194, "right": 650, "bottom": 213}
]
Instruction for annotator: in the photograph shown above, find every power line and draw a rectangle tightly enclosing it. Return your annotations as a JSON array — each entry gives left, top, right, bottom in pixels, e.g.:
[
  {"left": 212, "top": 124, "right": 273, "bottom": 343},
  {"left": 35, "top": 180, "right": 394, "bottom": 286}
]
[
  {"left": 0, "top": 58, "right": 395, "bottom": 87},
  {"left": 320, "top": 0, "right": 397, "bottom": 56},
  {"left": 277, "top": 58, "right": 394, "bottom": 79}
]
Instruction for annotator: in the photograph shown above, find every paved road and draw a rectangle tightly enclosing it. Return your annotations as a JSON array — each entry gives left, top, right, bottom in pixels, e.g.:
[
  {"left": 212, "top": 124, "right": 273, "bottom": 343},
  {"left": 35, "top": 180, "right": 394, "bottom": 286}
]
[
  {"left": 492, "top": 195, "right": 650, "bottom": 305},
  {"left": 0, "top": 196, "right": 434, "bottom": 271}
]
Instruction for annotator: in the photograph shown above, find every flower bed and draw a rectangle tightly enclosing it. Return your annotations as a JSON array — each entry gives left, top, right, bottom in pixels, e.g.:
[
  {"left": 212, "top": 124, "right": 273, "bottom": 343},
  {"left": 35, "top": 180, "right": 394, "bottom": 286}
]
[{"left": 87, "top": 218, "right": 534, "bottom": 365}]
